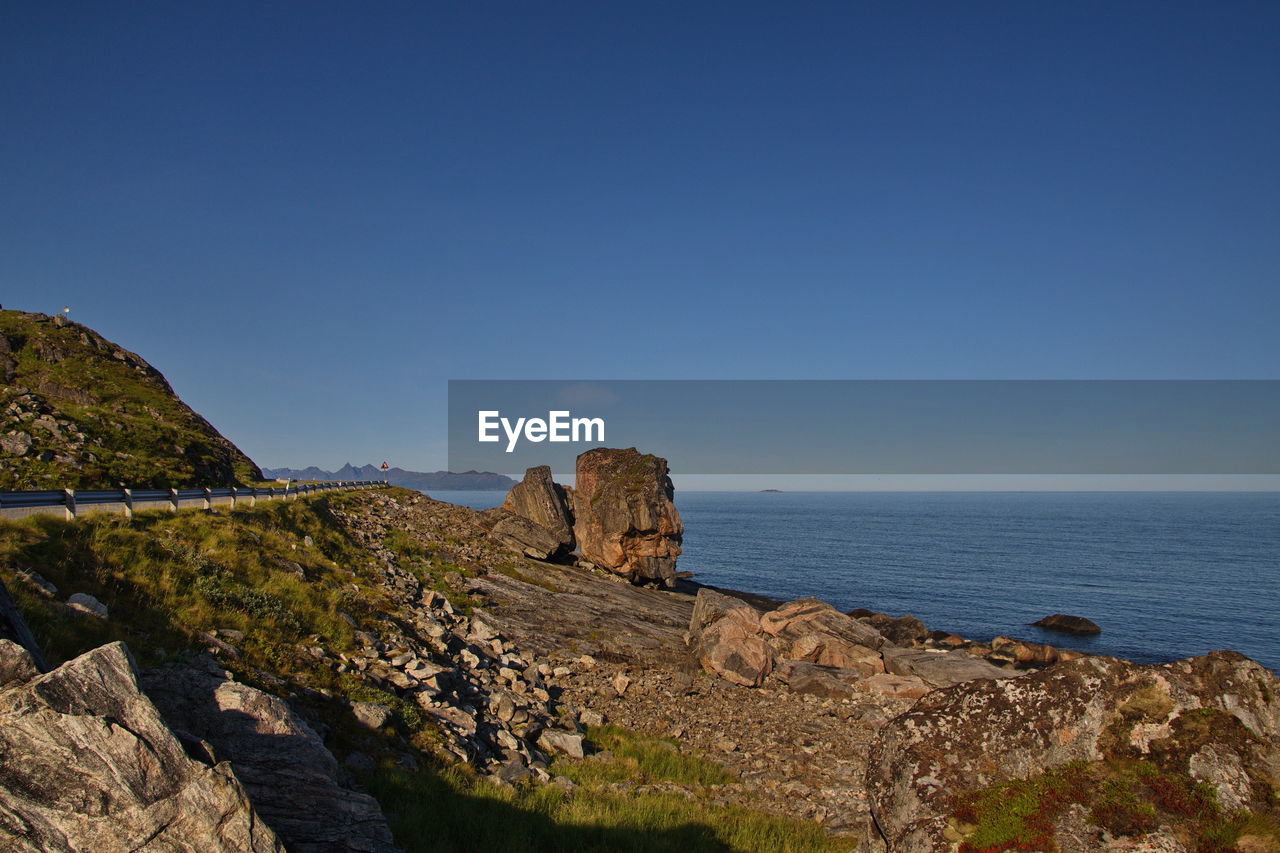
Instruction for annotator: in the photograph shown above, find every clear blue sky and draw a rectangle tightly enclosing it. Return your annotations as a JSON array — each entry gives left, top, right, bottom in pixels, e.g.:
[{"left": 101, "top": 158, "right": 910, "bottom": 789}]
[{"left": 2, "top": 2, "right": 1277, "bottom": 480}]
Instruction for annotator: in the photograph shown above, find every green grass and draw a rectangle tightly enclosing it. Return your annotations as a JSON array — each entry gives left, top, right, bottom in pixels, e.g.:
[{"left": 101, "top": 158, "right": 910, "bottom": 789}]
[
  {"left": 0, "top": 497, "right": 372, "bottom": 671},
  {"left": 364, "top": 737, "right": 851, "bottom": 853}
]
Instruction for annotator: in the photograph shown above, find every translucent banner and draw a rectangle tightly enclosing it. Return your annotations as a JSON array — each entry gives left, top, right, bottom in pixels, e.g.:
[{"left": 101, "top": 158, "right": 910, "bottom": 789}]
[{"left": 447, "top": 380, "right": 1280, "bottom": 476}]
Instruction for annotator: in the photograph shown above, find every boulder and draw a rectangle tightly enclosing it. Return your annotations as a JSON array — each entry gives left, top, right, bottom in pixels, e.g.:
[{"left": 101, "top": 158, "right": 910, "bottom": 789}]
[
  {"left": 762, "top": 598, "right": 886, "bottom": 648},
  {"left": 865, "top": 650, "right": 1280, "bottom": 853},
  {"left": 774, "top": 659, "right": 867, "bottom": 699},
  {"left": 881, "top": 647, "right": 1016, "bottom": 688},
  {"left": 687, "top": 589, "right": 773, "bottom": 687},
  {"left": 571, "top": 448, "right": 683, "bottom": 584},
  {"left": 66, "top": 592, "right": 108, "bottom": 619},
  {"left": 537, "top": 729, "right": 586, "bottom": 759},
  {"left": 140, "top": 658, "right": 400, "bottom": 853},
  {"left": 760, "top": 598, "right": 888, "bottom": 661},
  {"left": 0, "top": 641, "right": 283, "bottom": 853},
  {"left": 1032, "top": 613, "right": 1102, "bottom": 635},
  {"left": 990, "top": 635, "right": 1066, "bottom": 667},
  {"left": 852, "top": 611, "right": 929, "bottom": 647},
  {"left": 477, "top": 508, "right": 572, "bottom": 561},
  {"left": 502, "top": 465, "right": 574, "bottom": 550}
]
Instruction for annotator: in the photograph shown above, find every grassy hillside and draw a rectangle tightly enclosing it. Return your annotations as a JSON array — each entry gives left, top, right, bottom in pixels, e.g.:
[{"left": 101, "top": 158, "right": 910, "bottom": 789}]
[{"left": 0, "top": 309, "right": 261, "bottom": 489}]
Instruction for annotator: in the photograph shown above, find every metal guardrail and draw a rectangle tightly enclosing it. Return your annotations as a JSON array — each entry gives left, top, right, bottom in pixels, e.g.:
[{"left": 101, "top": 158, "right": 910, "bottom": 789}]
[{"left": 0, "top": 480, "right": 387, "bottom": 520}]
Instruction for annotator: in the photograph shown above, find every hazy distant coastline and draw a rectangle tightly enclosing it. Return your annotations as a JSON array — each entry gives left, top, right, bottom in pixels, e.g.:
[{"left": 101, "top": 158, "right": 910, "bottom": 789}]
[{"left": 263, "top": 463, "right": 515, "bottom": 491}]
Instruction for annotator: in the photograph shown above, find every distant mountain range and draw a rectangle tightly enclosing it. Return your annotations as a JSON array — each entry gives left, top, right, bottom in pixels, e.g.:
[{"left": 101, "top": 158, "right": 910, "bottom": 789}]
[{"left": 261, "top": 463, "right": 515, "bottom": 491}]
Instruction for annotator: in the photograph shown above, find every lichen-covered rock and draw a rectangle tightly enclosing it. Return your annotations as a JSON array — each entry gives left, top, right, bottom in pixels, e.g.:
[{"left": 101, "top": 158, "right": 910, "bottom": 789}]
[
  {"left": 864, "top": 650, "right": 1280, "bottom": 852},
  {"left": 502, "top": 465, "right": 575, "bottom": 551},
  {"left": 140, "top": 658, "right": 400, "bottom": 853},
  {"left": 0, "top": 641, "right": 283, "bottom": 853},
  {"left": 571, "top": 448, "right": 683, "bottom": 584}
]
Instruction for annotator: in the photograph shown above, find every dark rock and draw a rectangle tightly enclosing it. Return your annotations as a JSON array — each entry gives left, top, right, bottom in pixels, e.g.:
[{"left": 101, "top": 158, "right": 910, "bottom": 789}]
[
  {"left": 1032, "top": 613, "right": 1102, "bottom": 635},
  {"left": 571, "top": 448, "right": 683, "bottom": 584},
  {"left": 855, "top": 611, "right": 929, "bottom": 647},
  {"left": 503, "top": 465, "right": 575, "bottom": 550},
  {"left": 865, "top": 650, "right": 1280, "bottom": 852},
  {"left": 0, "top": 642, "right": 283, "bottom": 852},
  {"left": 140, "top": 659, "right": 400, "bottom": 853}
]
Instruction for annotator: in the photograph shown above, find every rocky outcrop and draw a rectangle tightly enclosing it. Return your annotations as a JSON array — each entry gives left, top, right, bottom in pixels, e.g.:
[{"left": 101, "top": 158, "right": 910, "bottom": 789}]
[
  {"left": 881, "top": 647, "right": 1015, "bottom": 688},
  {"left": 864, "top": 650, "right": 1280, "bottom": 852},
  {"left": 140, "top": 659, "right": 400, "bottom": 853},
  {"left": 571, "top": 448, "right": 683, "bottom": 584},
  {"left": 476, "top": 507, "right": 572, "bottom": 561},
  {"left": 0, "top": 641, "right": 282, "bottom": 853},
  {"left": 689, "top": 591, "right": 1027, "bottom": 703},
  {"left": 0, "top": 309, "right": 262, "bottom": 489},
  {"left": 502, "top": 465, "right": 574, "bottom": 549},
  {"left": 1033, "top": 612, "right": 1102, "bottom": 635}
]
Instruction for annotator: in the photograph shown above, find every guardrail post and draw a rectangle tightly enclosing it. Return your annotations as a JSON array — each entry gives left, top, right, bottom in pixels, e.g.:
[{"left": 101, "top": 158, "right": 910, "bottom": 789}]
[
  {"left": 169, "top": 488, "right": 179, "bottom": 513},
  {"left": 230, "top": 487, "right": 238, "bottom": 510},
  {"left": 64, "top": 488, "right": 76, "bottom": 520},
  {"left": 203, "top": 487, "right": 212, "bottom": 511},
  {"left": 122, "top": 488, "right": 133, "bottom": 519},
  {"left": 249, "top": 488, "right": 257, "bottom": 508}
]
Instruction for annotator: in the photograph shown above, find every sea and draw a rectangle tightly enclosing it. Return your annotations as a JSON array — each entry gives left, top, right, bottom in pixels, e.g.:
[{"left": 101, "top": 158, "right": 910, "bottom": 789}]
[{"left": 434, "top": 490, "right": 1280, "bottom": 672}]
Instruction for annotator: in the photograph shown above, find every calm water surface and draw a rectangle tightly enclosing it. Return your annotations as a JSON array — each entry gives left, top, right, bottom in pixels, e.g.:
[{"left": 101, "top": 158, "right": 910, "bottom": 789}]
[{"left": 433, "top": 490, "right": 1280, "bottom": 670}]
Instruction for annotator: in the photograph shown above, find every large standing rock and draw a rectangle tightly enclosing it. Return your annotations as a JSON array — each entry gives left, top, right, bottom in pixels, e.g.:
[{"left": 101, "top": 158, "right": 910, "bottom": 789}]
[
  {"left": 502, "top": 465, "right": 575, "bottom": 549},
  {"left": 0, "top": 641, "right": 283, "bottom": 853},
  {"left": 140, "top": 659, "right": 400, "bottom": 853},
  {"left": 864, "top": 651, "right": 1280, "bottom": 852},
  {"left": 571, "top": 448, "right": 683, "bottom": 585}
]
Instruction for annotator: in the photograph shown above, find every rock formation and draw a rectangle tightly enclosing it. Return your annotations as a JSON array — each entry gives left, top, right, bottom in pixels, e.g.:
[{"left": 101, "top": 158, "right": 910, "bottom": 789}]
[
  {"left": 864, "top": 650, "right": 1280, "bottom": 852},
  {"left": 501, "top": 465, "right": 575, "bottom": 553},
  {"left": 476, "top": 507, "right": 572, "bottom": 561},
  {"left": 1033, "top": 612, "right": 1102, "bottom": 634},
  {"left": 684, "top": 591, "right": 1008, "bottom": 700},
  {"left": 140, "top": 659, "right": 400, "bottom": 853},
  {"left": 570, "top": 448, "right": 683, "bottom": 585},
  {"left": 0, "top": 641, "right": 283, "bottom": 853}
]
